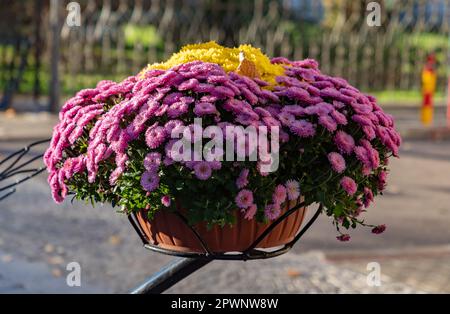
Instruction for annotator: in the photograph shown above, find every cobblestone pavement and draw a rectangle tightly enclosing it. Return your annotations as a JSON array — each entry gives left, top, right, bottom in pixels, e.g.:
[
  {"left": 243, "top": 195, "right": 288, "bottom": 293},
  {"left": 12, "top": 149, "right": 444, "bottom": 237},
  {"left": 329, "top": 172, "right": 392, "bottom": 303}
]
[
  {"left": 0, "top": 249, "right": 105, "bottom": 293},
  {"left": 0, "top": 243, "right": 420, "bottom": 294},
  {"left": 167, "top": 251, "right": 421, "bottom": 294},
  {"left": 324, "top": 246, "right": 450, "bottom": 293}
]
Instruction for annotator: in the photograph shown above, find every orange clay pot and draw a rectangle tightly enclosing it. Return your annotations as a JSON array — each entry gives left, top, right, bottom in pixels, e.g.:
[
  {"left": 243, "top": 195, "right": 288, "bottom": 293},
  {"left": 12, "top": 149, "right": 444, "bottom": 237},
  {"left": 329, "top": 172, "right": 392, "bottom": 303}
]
[{"left": 134, "top": 198, "right": 306, "bottom": 253}]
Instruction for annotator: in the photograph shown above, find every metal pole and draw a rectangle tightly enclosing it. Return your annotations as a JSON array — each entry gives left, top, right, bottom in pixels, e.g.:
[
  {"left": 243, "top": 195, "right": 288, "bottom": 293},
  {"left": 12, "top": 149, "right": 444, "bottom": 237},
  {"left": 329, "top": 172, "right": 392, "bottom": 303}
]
[
  {"left": 49, "top": 0, "right": 60, "bottom": 113},
  {"left": 130, "top": 257, "right": 211, "bottom": 294}
]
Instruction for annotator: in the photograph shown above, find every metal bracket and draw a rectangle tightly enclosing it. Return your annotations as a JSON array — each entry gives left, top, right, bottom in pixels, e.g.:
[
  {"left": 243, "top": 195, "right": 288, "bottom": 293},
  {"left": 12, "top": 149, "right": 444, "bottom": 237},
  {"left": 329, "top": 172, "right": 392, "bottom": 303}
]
[
  {"left": 128, "top": 204, "right": 322, "bottom": 294},
  {"left": 129, "top": 203, "right": 322, "bottom": 261},
  {"left": 0, "top": 138, "right": 49, "bottom": 201}
]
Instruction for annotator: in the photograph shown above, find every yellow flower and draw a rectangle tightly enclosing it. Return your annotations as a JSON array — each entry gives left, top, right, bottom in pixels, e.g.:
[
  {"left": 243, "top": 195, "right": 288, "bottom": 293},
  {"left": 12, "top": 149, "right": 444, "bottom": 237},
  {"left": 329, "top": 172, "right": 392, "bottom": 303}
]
[{"left": 139, "top": 41, "right": 285, "bottom": 85}]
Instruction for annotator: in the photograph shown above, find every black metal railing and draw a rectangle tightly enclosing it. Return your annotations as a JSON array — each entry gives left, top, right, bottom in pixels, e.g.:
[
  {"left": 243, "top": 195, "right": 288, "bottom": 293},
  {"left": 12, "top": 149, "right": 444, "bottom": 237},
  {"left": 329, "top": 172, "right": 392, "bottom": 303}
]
[{"left": 0, "top": 138, "right": 49, "bottom": 201}]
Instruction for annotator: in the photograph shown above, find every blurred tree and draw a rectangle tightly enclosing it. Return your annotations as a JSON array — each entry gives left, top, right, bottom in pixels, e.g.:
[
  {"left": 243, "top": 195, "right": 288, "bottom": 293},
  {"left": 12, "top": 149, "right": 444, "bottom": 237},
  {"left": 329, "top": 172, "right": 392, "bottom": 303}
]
[{"left": 0, "top": 0, "right": 35, "bottom": 38}]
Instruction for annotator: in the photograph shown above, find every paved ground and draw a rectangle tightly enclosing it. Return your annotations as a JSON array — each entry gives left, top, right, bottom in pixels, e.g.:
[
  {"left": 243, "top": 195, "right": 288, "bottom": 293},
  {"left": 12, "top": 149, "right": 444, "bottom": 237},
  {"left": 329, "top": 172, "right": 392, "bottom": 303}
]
[
  {"left": 0, "top": 107, "right": 449, "bottom": 293},
  {"left": 167, "top": 251, "right": 421, "bottom": 294},
  {"left": 325, "top": 246, "right": 450, "bottom": 293}
]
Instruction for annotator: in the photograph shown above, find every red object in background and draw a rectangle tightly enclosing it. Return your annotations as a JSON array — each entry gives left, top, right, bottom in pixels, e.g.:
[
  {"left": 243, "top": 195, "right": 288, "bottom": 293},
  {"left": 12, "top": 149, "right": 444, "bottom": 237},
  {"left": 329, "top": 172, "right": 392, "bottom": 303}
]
[
  {"left": 423, "top": 93, "right": 433, "bottom": 108},
  {"left": 425, "top": 53, "right": 436, "bottom": 71},
  {"left": 421, "top": 53, "right": 437, "bottom": 126}
]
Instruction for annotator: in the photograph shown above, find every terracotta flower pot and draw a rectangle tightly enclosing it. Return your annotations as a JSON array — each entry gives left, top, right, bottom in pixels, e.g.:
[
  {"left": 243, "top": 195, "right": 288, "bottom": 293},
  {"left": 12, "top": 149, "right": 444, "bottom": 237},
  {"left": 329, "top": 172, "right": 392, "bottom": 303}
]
[{"left": 134, "top": 198, "right": 307, "bottom": 253}]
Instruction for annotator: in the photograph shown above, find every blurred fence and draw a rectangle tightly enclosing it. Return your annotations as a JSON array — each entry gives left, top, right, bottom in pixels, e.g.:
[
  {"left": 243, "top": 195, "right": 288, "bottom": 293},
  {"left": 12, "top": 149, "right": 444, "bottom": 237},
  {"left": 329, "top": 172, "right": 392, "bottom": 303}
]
[{"left": 1, "top": 0, "right": 450, "bottom": 101}]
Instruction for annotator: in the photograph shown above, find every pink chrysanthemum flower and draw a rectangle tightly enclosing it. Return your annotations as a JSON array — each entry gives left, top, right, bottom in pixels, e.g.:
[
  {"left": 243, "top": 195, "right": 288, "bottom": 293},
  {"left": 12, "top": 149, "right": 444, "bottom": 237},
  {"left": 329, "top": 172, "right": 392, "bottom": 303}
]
[
  {"left": 371, "top": 224, "right": 386, "bottom": 234},
  {"left": 161, "top": 195, "right": 171, "bottom": 207},
  {"left": 378, "top": 171, "right": 388, "bottom": 190},
  {"left": 362, "top": 165, "right": 372, "bottom": 176},
  {"left": 253, "top": 107, "right": 271, "bottom": 117},
  {"left": 277, "top": 111, "right": 295, "bottom": 126},
  {"left": 163, "top": 92, "right": 183, "bottom": 105},
  {"left": 290, "top": 120, "right": 316, "bottom": 138},
  {"left": 236, "top": 168, "right": 249, "bottom": 189},
  {"left": 262, "top": 116, "right": 281, "bottom": 128},
  {"left": 360, "top": 139, "right": 380, "bottom": 169},
  {"left": 363, "top": 187, "right": 374, "bottom": 208},
  {"left": 282, "top": 105, "right": 305, "bottom": 116},
  {"left": 167, "top": 102, "right": 189, "bottom": 118},
  {"left": 264, "top": 203, "right": 281, "bottom": 220},
  {"left": 311, "top": 102, "right": 334, "bottom": 115},
  {"left": 285, "top": 179, "right": 300, "bottom": 200},
  {"left": 340, "top": 176, "right": 357, "bottom": 196},
  {"left": 352, "top": 114, "right": 372, "bottom": 126},
  {"left": 318, "top": 114, "right": 337, "bottom": 132},
  {"left": 140, "top": 171, "right": 160, "bottom": 192},
  {"left": 143, "top": 152, "right": 162, "bottom": 172},
  {"left": 194, "top": 102, "right": 217, "bottom": 116},
  {"left": 336, "top": 234, "right": 351, "bottom": 242},
  {"left": 362, "top": 125, "right": 376, "bottom": 140},
  {"left": 145, "top": 124, "right": 167, "bottom": 149},
  {"left": 164, "top": 119, "right": 183, "bottom": 133},
  {"left": 244, "top": 204, "right": 257, "bottom": 220},
  {"left": 193, "top": 161, "right": 212, "bottom": 180},
  {"left": 234, "top": 114, "right": 254, "bottom": 126},
  {"left": 327, "top": 152, "right": 346, "bottom": 173},
  {"left": 272, "top": 184, "right": 287, "bottom": 204},
  {"left": 178, "top": 78, "right": 199, "bottom": 90},
  {"left": 330, "top": 110, "right": 347, "bottom": 125},
  {"left": 235, "top": 189, "right": 254, "bottom": 209},
  {"left": 334, "top": 131, "right": 355, "bottom": 154},
  {"left": 354, "top": 146, "right": 371, "bottom": 169}
]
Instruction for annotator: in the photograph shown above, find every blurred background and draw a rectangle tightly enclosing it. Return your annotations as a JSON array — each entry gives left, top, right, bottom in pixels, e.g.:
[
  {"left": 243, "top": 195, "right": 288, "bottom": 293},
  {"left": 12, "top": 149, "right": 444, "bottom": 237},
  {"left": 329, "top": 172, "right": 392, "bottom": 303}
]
[{"left": 0, "top": 0, "right": 449, "bottom": 294}]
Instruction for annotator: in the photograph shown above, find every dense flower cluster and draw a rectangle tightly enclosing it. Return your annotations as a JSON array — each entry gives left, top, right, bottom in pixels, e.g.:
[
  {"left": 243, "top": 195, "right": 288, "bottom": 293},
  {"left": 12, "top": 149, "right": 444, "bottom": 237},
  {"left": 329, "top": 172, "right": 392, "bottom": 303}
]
[{"left": 44, "top": 43, "right": 400, "bottom": 238}]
